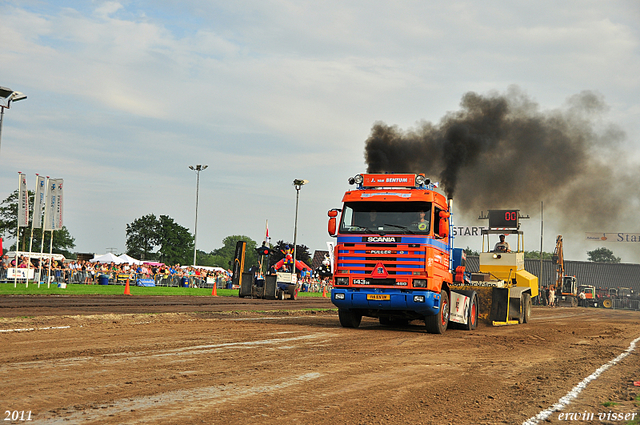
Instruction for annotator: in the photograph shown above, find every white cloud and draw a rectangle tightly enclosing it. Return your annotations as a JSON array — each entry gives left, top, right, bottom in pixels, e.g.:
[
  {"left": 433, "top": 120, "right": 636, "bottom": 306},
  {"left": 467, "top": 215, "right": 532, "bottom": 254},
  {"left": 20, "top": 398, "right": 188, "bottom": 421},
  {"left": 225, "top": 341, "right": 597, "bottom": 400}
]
[
  {"left": 0, "top": 0, "right": 638, "bottom": 261},
  {"left": 93, "top": 1, "right": 124, "bottom": 18}
]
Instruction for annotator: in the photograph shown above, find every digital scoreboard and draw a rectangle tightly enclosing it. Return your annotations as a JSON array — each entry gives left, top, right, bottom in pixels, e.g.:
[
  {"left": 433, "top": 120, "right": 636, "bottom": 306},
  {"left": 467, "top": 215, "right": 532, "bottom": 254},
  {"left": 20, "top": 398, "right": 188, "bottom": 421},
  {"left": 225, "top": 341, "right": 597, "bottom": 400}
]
[{"left": 488, "top": 209, "right": 519, "bottom": 229}]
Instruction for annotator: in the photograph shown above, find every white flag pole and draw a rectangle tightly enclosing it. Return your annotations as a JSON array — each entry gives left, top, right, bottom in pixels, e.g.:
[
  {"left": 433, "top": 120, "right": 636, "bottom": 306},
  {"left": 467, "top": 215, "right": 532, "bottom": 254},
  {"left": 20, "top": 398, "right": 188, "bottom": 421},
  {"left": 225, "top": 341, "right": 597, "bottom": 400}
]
[
  {"left": 44, "top": 177, "right": 54, "bottom": 288},
  {"left": 26, "top": 175, "right": 38, "bottom": 289},
  {"left": 47, "top": 179, "right": 53, "bottom": 289},
  {"left": 46, "top": 178, "right": 60, "bottom": 289},
  {"left": 39, "top": 177, "right": 50, "bottom": 288},
  {"left": 15, "top": 174, "right": 20, "bottom": 288},
  {"left": 32, "top": 175, "right": 45, "bottom": 285},
  {"left": 48, "top": 229, "right": 53, "bottom": 289},
  {"left": 15, "top": 172, "right": 28, "bottom": 288},
  {"left": 15, "top": 173, "right": 20, "bottom": 288}
]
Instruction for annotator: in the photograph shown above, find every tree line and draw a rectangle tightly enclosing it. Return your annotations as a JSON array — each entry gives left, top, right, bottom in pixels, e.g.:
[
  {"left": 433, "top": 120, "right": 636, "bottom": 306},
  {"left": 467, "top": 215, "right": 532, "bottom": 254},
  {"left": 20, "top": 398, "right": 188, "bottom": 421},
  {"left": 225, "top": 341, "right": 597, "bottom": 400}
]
[
  {"left": 464, "top": 246, "right": 620, "bottom": 263},
  {"left": 125, "top": 213, "right": 312, "bottom": 269}
]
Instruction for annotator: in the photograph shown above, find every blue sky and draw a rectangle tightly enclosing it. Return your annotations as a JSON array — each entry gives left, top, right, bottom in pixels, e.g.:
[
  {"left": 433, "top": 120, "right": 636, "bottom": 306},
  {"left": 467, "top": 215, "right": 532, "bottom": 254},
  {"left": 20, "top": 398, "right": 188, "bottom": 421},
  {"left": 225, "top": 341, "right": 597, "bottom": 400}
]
[{"left": 1, "top": 0, "right": 639, "bottom": 262}]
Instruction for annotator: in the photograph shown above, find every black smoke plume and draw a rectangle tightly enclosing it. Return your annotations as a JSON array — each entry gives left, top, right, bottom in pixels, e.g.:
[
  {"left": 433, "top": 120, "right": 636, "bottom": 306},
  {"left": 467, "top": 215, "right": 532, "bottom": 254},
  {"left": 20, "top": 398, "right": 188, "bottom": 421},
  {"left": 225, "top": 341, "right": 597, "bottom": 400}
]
[{"left": 364, "top": 86, "right": 638, "bottom": 233}]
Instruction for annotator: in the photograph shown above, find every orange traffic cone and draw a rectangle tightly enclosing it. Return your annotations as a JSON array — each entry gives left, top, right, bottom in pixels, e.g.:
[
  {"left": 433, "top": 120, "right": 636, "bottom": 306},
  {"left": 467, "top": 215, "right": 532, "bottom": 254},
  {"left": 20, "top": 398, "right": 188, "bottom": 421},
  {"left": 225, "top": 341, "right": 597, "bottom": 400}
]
[
  {"left": 211, "top": 282, "right": 217, "bottom": 297},
  {"left": 322, "top": 285, "right": 327, "bottom": 298},
  {"left": 124, "top": 276, "right": 131, "bottom": 295}
]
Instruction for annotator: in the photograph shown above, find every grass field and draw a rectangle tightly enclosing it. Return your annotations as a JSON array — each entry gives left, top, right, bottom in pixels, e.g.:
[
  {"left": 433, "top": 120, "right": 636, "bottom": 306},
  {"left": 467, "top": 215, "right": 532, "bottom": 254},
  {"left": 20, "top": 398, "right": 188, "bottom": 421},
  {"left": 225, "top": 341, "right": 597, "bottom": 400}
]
[{"left": 0, "top": 282, "right": 326, "bottom": 297}]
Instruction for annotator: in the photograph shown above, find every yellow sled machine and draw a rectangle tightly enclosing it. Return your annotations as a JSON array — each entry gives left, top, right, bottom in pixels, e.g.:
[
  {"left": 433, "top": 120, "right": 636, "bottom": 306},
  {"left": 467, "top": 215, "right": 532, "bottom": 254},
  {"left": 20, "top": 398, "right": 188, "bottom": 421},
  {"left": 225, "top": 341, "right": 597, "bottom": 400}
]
[{"left": 452, "top": 210, "right": 538, "bottom": 326}]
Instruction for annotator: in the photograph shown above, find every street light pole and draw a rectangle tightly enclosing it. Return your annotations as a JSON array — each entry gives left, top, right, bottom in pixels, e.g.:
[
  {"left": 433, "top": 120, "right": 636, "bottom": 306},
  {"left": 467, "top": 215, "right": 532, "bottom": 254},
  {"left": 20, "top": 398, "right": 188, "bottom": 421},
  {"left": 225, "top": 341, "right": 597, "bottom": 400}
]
[
  {"left": 292, "top": 179, "right": 308, "bottom": 279},
  {"left": 0, "top": 86, "right": 27, "bottom": 158},
  {"left": 189, "top": 164, "right": 208, "bottom": 266}
]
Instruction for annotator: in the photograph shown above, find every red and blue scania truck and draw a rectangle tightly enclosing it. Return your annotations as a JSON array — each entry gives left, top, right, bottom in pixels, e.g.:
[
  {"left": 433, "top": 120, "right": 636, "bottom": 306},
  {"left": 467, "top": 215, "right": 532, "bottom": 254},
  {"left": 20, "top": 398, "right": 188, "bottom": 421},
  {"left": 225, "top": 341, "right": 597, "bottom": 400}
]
[{"left": 327, "top": 173, "right": 538, "bottom": 334}]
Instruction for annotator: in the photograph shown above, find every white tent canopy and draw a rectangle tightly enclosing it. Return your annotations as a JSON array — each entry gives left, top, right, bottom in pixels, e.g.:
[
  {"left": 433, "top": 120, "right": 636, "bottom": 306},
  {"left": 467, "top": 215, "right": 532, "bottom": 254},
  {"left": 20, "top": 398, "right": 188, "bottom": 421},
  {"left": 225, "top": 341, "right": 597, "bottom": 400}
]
[
  {"left": 118, "top": 254, "right": 142, "bottom": 265},
  {"left": 90, "top": 253, "right": 124, "bottom": 264}
]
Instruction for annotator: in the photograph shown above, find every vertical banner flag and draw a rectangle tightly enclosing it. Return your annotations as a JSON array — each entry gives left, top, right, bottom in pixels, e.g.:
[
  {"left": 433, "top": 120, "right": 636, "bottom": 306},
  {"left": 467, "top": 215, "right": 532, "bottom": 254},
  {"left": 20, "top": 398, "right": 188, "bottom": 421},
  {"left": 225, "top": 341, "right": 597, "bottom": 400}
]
[
  {"left": 264, "top": 219, "right": 269, "bottom": 245},
  {"left": 18, "top": 173, "right": 29, "bottom": 227},
  {"left": 54, "top": 179, "right": 63, "bottom": 230},
  {"left": 32, "top": 175, "right": 46, "bottom": 229},
  {"left": 44, "top": 178, "right": 57, "bottom": 231}
]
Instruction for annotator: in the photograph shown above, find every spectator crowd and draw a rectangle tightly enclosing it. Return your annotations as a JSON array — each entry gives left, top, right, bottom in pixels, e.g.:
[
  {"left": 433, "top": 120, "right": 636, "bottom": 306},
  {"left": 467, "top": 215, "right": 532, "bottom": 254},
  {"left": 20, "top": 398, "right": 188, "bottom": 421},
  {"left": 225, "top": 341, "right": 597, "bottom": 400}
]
[
  {"left": 0, "top": 254, "right": 231, "bottom": 287},
  {"left": 1, "top": 254, "right": 332, "bottom": 293}
]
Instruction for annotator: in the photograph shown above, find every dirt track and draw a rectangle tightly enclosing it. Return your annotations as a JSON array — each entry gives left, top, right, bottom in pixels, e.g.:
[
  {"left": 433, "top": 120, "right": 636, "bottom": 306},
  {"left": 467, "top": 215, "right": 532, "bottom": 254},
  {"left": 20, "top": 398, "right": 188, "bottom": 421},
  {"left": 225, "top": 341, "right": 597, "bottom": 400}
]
[{"left": 1, "top": 296, "right": 639, "bottom": 424}]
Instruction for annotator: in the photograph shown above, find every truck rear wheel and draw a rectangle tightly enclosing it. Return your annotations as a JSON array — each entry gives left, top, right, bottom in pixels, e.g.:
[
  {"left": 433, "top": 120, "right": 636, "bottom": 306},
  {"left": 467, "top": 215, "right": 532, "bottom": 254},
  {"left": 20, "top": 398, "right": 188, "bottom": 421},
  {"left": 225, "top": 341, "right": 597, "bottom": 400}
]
[
  {"left": 289, "top": 288, "right": 298, "bottom": 301},
  {"left": 338, "top": 309, "right": 362, "bottom": 328},
  {"left": 425, "top": 290, "right": 449, "bottom": 334},
  {"left": 464, "top": 293, "right": 478, "bottom": 331}
]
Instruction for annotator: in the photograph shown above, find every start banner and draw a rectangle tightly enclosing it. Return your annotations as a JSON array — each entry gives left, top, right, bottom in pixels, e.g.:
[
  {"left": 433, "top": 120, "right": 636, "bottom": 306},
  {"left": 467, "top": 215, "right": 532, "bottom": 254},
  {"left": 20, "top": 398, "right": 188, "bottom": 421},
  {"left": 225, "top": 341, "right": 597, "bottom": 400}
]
[
  {"left": 452, "top": 226, "right": 487, "bottom": 237},
  {"left": 586, "top": 233, "right": 640, "bottom": 242}
]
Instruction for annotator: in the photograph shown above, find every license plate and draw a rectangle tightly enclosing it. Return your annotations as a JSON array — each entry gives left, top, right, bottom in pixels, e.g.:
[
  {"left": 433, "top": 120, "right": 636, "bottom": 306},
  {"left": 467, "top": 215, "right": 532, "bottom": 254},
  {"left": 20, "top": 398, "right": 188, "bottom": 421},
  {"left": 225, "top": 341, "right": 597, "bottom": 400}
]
[{"left": 367, "top": 294, "right": 390, "bottom": 301}]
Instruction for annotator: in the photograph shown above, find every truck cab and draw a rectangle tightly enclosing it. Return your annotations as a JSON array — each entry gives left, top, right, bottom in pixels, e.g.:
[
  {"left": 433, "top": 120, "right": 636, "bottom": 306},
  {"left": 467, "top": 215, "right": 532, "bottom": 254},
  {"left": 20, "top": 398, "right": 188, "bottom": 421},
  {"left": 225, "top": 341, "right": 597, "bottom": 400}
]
[{"left": 327, "top": 173, "right": 457, "bottom": 333}]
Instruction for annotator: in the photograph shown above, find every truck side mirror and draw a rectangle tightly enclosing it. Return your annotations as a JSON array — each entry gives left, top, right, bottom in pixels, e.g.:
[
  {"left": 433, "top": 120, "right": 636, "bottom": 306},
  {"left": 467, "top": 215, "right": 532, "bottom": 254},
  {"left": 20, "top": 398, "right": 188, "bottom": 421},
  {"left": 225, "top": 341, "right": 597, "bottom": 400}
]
[
  {"left": 328, "top": 218, "right": 337, "bottom": 236},
  {"left": 438, "top": 211, "right": 450, "bottom": 238},
  {"left": 439, "top": 218, "right": 449, "bottom": 238},
  {"left": 328, "top": 209, "right": 339, "bottom": 237}
]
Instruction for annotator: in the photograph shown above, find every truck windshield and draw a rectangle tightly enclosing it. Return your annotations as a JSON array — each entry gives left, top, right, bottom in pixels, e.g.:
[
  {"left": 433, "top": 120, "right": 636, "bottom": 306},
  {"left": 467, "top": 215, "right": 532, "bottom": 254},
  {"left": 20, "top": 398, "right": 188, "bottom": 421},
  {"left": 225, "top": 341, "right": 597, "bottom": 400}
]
[{"left": 339, "top": 201, "right": 432, "bottom": 235}]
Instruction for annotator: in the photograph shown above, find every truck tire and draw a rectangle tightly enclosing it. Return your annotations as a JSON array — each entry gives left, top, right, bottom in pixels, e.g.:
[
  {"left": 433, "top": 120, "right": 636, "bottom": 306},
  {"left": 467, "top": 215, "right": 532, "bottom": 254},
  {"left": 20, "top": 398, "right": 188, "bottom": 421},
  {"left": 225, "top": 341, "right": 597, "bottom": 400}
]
[
  {"left": 338, "top": 309, "right": 362, "bottom": 328},
  {"left": 464, "top": 293, "right": 479, "bottom": 331},
  {"left": 425, "top": 290, "right": 449, "bottom": 334},
  {"left": 289, "top": 288, "right": 298, "bottom": 301},
  {"left": 522, "top": 293, "right": 531, "bottom": 324},
  {"left": 277, "top": 290, "right": 285, "bottom": 301},
  {"left": 602, "top": 298, "right": 613, "bottom": 309}
]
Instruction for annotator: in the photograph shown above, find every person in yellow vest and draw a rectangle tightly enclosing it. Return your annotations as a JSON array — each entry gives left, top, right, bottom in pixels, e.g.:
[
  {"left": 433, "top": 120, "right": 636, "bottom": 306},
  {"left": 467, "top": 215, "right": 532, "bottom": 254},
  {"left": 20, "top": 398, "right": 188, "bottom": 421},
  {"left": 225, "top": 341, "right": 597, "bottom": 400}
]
[{"left": 412, "top": 210, "right": 430, "bottom": 232}]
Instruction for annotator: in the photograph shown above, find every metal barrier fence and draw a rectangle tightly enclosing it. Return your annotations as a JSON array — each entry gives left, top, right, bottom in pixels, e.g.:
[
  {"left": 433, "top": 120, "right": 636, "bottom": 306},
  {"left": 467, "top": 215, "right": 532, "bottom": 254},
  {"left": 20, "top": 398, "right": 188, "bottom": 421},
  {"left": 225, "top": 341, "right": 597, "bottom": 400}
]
[
  {"left": 611, "top": 298, "right": 640, "bottom": 311},
  {"left": 1, "top": 269, "right": 230, "bottom": 289}
]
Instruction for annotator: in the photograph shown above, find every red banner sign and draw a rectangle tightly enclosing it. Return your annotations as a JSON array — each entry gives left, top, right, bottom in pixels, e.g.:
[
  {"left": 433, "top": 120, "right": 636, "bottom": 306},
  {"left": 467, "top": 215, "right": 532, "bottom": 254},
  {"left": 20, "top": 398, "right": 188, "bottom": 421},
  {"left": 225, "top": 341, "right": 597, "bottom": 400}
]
[{"left": 362, "top": 174, "right": 416, "bottom": 187}]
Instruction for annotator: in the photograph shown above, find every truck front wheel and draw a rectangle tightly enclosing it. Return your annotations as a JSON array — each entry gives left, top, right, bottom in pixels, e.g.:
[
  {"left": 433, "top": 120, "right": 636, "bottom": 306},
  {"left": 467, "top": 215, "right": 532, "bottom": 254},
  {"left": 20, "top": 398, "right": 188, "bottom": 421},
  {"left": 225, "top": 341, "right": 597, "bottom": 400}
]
[
  {"left": 425, "top": 290, "right": 449, "bottom": 334},
  {"left": 338, "top": 309, "right": 362, "bottom": 328}
]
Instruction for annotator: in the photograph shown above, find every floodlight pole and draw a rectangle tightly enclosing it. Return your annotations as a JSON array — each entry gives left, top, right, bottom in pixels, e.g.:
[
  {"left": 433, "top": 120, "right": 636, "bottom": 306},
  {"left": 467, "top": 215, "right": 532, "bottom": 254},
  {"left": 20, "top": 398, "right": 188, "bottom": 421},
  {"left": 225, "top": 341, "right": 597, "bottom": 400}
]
[
  {"left": 189, "top": 164, "right": 208, "bottom": 266},
  {"left": 292, "top": 179, "right": 308, "bottom": 279},
  {"left": 0, "top": 107, "right": 5, "bottom": 157}
]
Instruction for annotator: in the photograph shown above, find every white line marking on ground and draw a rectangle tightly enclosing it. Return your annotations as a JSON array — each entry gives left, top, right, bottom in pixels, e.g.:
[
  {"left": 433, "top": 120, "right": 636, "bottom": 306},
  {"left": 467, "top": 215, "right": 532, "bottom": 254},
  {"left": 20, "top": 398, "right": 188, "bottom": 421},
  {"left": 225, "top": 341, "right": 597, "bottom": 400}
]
[
  {"left": 0, "top": 326, "right": 70, "bottom": 333},
  {"left": 38, "top": 372, "right": 323, "bottom": 424},
  {"left": 522, "top": 335, "right": 640, "bottom": 425}
]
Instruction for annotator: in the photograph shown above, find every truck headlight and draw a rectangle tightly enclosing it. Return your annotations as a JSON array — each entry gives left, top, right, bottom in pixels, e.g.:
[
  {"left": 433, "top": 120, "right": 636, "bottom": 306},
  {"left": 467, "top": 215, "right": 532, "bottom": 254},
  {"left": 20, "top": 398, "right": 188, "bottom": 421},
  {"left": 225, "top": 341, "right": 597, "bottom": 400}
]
[
  {"left": 413, "top": 295, "right": 425, "bottom": 303},
  {"left": 334, "top": 293, "right": 345, "bottom": 300},
  {"left": 335, "top": 277, "right": 349, "bottom": 286},
  {"left": 413, "top": 279, "right": 427, "bottom": 288}
]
